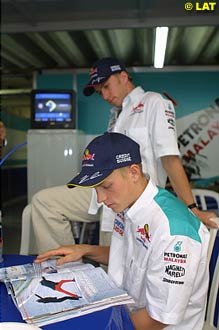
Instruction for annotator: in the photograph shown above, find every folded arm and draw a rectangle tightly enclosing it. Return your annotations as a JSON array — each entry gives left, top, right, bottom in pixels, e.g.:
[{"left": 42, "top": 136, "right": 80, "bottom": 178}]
[
  {"left": 161, "top": 155, "right": 217, "bottom": 228},
  {"left": 130, "top": 308, "right": 167, "bottom": 330}
]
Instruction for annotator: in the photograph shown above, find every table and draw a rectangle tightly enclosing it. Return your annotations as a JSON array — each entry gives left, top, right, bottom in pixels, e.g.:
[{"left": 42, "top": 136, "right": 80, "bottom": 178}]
[{"left": 0, "top": 255, "right": 134, "bottom": 330}]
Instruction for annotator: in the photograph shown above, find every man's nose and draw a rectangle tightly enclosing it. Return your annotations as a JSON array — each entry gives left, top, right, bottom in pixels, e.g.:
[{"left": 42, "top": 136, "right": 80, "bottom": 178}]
[
  {"left": 101, "top": 90, "right": 110, "bottom": 102},
  {"left": 96, "top": 189, "right": 106, "bottom": 204}
]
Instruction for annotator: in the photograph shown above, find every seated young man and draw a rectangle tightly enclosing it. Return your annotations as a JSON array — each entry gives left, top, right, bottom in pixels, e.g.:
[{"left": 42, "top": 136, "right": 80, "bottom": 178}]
[{"left": 35, "top": 132, "right": 210, "bottom": 330}]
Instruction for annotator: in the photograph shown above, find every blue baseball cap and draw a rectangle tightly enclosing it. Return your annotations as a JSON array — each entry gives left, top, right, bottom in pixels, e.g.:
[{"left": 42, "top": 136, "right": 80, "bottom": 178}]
[
  {"left": 68, "top": 132, "right": 141, "bottom": 188},
  {"left": 83, "top": 57, "right": 127, "bottom": 96}
]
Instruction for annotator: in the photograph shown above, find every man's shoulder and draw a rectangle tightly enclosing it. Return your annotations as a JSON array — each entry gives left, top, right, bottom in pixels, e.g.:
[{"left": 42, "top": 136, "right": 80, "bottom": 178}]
[
  {"left": 154, "top": 188, "right": 203, "bottom": 243},
  {"left": 140, "top": 90, "right": 165, "bottom": 101}
]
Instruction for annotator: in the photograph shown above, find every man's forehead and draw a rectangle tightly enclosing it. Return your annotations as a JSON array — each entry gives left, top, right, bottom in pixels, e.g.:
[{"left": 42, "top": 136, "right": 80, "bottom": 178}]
[{"left": 94, "top": 77, "right": 111, "bottom": 92}]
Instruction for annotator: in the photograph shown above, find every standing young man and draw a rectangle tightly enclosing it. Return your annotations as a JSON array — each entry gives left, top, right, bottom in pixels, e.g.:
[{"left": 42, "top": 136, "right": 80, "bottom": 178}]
[
  {"left": 35, "top": 132, "right": 210, "bottom": 330},
  {"left": 30, "top": 57, "right": 216, "bottom": 253}
]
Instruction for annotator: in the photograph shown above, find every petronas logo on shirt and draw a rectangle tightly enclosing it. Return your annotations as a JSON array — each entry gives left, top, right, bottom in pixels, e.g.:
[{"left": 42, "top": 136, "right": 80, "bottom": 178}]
[{"left": 174, "top": 241, "right": 182, "bottom": 252}]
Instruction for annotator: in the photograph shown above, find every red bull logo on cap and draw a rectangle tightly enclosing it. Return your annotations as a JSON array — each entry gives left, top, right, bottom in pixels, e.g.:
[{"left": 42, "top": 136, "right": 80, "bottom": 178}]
[{"left": 82, "top": 149, "right": 95, "bottom": 161}]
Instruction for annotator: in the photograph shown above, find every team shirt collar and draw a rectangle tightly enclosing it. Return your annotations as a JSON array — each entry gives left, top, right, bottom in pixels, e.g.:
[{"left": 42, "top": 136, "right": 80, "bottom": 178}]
[
  {"left": 126, "top": 179, "right": 158, "bottom": 222},
  {"left": 110, "top": 87, "right": 145, "bottom": 118},
  {"left": 122, "top": 86, "right": 145, "bottom": 109}
]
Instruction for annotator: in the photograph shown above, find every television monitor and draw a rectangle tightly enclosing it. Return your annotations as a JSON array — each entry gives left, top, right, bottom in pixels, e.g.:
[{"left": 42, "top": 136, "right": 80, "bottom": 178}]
[{"left": 31, "top": 89, "right": 76, "bottom": 129}]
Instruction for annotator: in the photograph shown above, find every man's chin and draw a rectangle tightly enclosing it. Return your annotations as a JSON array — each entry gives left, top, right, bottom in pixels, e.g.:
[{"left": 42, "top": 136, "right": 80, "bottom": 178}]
[
  {"left": 110, "top": 206, "right": 123, "bottom": 213},
  {"left": 105, "top": 202, "right": 123, "bottom": 213},
  {"left": 109, "top": 100, "right": 122, "bottom": 108}
]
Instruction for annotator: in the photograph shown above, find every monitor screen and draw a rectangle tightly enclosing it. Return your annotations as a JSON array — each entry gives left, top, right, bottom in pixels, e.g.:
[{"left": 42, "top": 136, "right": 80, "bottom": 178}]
[{"left": 31, "top": 89, "right": 76, "bottom": 129}]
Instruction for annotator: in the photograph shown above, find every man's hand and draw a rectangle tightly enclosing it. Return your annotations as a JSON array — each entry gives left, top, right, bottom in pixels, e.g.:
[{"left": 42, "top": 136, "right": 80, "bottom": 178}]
[
  {"left": 192, "top": 208, "right": 219, "bottom": 229},
  {"left": 34, "top": 244, "right": 90, "bottom": 266},
  {"left": 34, "top": 244, "right": 110, "bottom": 266}
]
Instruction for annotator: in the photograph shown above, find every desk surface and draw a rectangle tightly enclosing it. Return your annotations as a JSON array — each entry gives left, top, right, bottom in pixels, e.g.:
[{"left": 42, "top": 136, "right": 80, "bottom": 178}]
[{"left": 0, "top": 255, "right": 134, "bottom": 330}]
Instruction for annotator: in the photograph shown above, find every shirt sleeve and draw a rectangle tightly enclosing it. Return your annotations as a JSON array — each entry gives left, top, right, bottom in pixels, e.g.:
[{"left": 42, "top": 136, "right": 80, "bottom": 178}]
[
  {"left": 149, "top": 93, "right": 180, "bottom": 158},
  {"left": 145, "top": 232, "right": 206, "bottom": 325}
]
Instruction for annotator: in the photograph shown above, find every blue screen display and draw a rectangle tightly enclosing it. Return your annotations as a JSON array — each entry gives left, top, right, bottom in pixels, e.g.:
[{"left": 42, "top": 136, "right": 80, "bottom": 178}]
[
  {"left": 31, "top": 90, "right": 75, "bottom": 128},
  {"left": 34, "top": 93, "right": 72, "bottom": 121}
]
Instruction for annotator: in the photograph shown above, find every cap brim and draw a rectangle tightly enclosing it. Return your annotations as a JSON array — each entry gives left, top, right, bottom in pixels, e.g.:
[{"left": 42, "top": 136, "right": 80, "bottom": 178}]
[
  {"left": 67, "top": 168, "right": 113, "bottom": 188},
  {"left": 83, "top": 85, "right": 95, "bottom": 96},
  {"left": 83, "top": 76, "right": 110, "bottom": 96}
]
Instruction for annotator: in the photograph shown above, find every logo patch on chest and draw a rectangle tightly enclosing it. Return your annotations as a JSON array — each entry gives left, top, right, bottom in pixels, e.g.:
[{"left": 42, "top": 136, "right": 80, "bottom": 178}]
[
  {"left": 136, "top": 224, "right": 151, "bottom": 248},
  {"left": 113, "top": 214, "right": 125, "bottom": 236},
  {"left": 130, "top": 102, "right": 144, "bottom": 115}
]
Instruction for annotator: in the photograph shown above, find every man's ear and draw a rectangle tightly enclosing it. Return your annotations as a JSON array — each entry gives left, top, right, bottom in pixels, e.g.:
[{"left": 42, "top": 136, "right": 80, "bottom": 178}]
[
  {"left": 120, "top": 71, "right": 129, "bottom": 83},
  {"left": 129, "top": 164, "right": 141, "bottom": 182}
]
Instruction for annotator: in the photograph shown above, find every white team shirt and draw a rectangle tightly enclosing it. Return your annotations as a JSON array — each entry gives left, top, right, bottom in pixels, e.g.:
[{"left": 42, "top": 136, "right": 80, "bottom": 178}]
[
  {"left": 88, "top": 87, "right": 180, "bottom": 231},
  {"left": 112, "top": 87, "right": 179, "bottom": 186},
  {"left": 108, "top": 180, "right": 210, "bottom": 330}
]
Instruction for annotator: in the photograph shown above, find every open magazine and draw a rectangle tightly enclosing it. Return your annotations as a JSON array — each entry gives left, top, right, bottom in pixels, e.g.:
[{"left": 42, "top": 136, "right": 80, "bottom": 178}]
[{"left": 0, "top": 259, "right": 134, "bottom": 326}]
